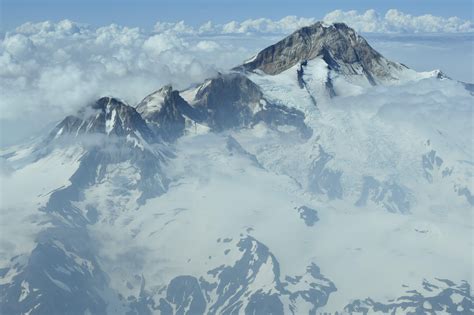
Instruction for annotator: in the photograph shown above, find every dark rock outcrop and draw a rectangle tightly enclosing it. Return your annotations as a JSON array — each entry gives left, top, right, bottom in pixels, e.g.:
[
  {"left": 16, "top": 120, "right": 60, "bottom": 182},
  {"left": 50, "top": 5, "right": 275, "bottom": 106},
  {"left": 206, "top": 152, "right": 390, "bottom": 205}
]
[
  {"left": 185, "top": 73, "right": 312, "bottom": 138},
  {"left": 1, "top": 96, "right": 170, "bottom": 315},
  {"left": 345, "top": 279, "right": 473, "bottom": 315},
  {"left": 136, "top": 73, "right": 312, "bottom": 140},
  {"left": 50, "top": 97, "right": 155, "bottom": 143},
  {"left": 253, "top": 102, "right": 313, "bottom": 139},
  {"left": 355, "top": 176, "right": 410, "bottom": 214},
  {"left": 308, "top": 145, "right": 343, "bottom": 200},
  {"left": 296, "top": 206, "right": 319, "bottom": 227},
  {"left": 237, "top": 22, "right": 405, "bottom": 82},
  {"left": 193, "top": 73, "right": 263, "bottom": 131},
  {"left": 137, "top": 86, "right": 199, "bottom": 142},
  {"left": 158, "top": 236, "right": 336, "bottom": 314}
]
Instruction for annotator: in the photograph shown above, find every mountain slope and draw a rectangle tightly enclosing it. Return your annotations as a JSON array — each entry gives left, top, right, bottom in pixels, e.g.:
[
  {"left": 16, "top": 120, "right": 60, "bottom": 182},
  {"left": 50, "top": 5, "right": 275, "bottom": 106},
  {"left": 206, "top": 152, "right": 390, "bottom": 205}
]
[
  {"left": 1, "top": 98, "right": 169, "bottom": 314},
  {"left": 237, "top": 22, "right": 442, "bottom": 101},
  {"left": 1, "top": 22, "right": 473, "bottom": 315},
  {"left": 238, "top": 22, "right": 402, "bottom": 80}
]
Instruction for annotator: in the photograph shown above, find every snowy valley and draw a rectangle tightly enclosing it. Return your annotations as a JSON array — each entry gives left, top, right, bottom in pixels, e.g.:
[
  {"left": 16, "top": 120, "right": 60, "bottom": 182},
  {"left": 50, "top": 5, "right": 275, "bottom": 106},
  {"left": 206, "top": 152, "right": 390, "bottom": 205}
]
[{"left": 0, "top": 22, "right": 473, "bottom": 315}]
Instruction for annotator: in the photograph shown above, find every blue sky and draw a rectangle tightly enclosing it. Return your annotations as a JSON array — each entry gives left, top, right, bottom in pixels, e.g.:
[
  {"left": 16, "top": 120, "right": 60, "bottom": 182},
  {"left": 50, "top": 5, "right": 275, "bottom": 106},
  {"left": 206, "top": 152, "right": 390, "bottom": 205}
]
[{"left": 2, "top": 0, "right": 473, "bottom": 30}]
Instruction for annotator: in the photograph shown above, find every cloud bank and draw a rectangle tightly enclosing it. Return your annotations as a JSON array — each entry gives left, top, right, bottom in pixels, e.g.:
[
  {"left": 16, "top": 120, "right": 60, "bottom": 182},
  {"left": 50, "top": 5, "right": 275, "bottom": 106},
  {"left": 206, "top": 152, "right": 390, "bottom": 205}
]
[
  {"left": 0, "top": 20, "right": 264, "bottom": 145},
  {"left": 154, "top": 16, "right": 318, "bottom": 35},
  {"left": 152, "top": 10, "right": 473, "bottom": 35},
  {"left": 0, "top": 9, "right": 472, "bottom": 146},
  {"left": 0, "top": 20, "right": 223, "bottom": 118},
  {"left": 323, "top": 9, "right": 473, "bottom": 33}
]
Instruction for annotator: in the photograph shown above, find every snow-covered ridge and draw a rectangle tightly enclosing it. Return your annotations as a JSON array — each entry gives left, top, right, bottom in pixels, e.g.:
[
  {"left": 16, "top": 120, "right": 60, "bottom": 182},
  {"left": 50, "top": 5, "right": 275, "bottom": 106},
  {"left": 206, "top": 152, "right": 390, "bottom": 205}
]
[
  {"left": 49, "top": 96, "right": 155, "bottom": 145},
  {"left": 235, "top": 21, "right": 459, "bottom": 94},
  {"left": 236, "top": 22, "right": 400, "bottom": 78},
  {"left": 0, "top": 21, "right": 472, "bottom": 315}
]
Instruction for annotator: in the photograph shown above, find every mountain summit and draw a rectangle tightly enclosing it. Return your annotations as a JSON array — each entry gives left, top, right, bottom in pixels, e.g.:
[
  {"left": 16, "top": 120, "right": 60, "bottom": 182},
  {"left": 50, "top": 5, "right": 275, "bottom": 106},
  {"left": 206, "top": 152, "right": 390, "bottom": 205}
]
[
  {"left": 1, "top": 20, "right": 472, "bottom": 315},
  {"left": 237, "top": 22, "right": 409, "bottom": 85}
]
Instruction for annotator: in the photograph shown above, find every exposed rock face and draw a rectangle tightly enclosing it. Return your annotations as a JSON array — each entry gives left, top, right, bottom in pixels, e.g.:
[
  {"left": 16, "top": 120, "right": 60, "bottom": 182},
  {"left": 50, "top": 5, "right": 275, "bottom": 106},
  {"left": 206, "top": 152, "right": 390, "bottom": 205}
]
[
  {"left": 457, "top": 186, "right": 474, "bottom": 206},
  {"left": 136, "top": 74, "right": 312, "bottom": 140},
  {"left": 226, "top": 136, "right": 262, "bottom": 168},
  {"left": 421, "top": 149, "right": 455, "bottom": 184},
  {"left": 1, "top": 96, "right": 171, "bottom": 315},
  {"left": 253, "top": 103, "right": 313, "bottom": 139},
  {"left": 0, "top": 227, "right": 111, "bottom": 315},
  {"left": 355, "top": 176, "right": 411, "bottom": 214},
  {"left": 136, "top": 86, "right": 198, "bottom": 142},
  {"left": 238, "top": 22, "right": 405, "bottom": 82},
  {"left": 308, "top": 145, "right": 343, "bottom": 200},
  {"left": 187, "top": 73, "right": 312, "bottom": 137},
  {"left": 345, "top": 279, "right": 473, "bottom": 315},
  {"left": 4, "top": 20, "right": 471, "bottom": 315},
  {"left": 193, "top": 73, "right": 263, "bottom": 131},
  {"left": 51, "top": 97, "right": 155, "bottom": 143},
  {"left": 296, "top": 206, "right": 319, "bottom": 227},
  {"left": 157, "top": 236, "right": 336, "bottom": 315}
]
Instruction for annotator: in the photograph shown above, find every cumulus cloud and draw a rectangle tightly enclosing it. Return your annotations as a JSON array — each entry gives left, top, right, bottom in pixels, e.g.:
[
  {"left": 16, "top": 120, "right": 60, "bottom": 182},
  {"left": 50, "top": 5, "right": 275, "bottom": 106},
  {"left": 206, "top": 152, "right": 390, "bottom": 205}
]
[
  {"left": 152, "top": 16, "right": 318, "bottom": 35},
  {"left": 151, "top": 10, "right": 473, "bottom": 35},
  {"left": 218, "top": 16, "right": 317, "bottom": 34},
  {"left": 0, "top": 10, "right": 472, "bottom": 146},
  {"left": 0, "top": 20, "right": 262, "bottom": 145},
  {"left": 323, "top": 9, "right": 473, "bottom": 33}
]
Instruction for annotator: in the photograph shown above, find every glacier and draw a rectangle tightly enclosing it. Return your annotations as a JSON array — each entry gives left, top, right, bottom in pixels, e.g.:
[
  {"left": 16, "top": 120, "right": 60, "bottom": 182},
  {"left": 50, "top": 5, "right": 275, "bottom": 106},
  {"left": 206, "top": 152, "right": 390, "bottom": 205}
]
[{"left": 0, "top": 22, "right": 473, "bottom": 315}]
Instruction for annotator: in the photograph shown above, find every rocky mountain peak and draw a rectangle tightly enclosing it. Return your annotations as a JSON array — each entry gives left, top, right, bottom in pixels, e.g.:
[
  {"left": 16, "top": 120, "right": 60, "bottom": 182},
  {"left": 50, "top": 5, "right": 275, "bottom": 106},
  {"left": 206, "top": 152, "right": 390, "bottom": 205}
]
[
  {"left": 49, "top": 96, "right": 154, "bottom": 143},
  {"left": 136, "top": 85, "right": 173, "bottom": 118},
  {"left": 237, "top": 21, "right": 404, "bottom": 81},
  {"left": 192, "top": 73, "right": 264, "bottom": 131},
  {"left": 93, "top": 96, "right": 126, "bottom": 110},
  {"left": 188, "top": 73, "right": 312, "bottom": 137},
  {"left": 136, "top": 85, "right": 198, "bottom": 142},
  {"left": 195, "top": 73, "right": 263, "bottom": 108}
]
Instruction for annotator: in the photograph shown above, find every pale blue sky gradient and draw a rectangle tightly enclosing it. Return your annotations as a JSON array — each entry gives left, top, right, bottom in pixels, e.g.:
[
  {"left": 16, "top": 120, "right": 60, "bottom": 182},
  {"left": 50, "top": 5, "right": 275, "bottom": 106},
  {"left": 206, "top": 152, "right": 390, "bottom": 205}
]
[{"left": 1, "top": 0, "right": 473, "bottom": 31}]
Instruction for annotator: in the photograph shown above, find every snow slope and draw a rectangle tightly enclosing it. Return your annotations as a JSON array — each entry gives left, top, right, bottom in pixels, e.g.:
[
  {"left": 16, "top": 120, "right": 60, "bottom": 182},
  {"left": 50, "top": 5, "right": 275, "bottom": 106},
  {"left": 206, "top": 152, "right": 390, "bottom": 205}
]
[{"left": 0, "top": 21, "right": 472, "bottom": 315}]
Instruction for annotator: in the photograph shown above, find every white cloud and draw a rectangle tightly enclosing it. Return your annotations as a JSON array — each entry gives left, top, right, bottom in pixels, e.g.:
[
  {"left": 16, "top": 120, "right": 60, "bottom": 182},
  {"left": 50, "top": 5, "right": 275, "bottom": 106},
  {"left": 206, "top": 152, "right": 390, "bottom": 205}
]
[
  {"left": 151, "top": 10, "right": 473, "bottom": 35},
  {"left": 0, "top": 10, "right": 472, "bottom": 146},
  {"left": 143, "top": 33, "right": 187, "bottom": 55},
  {"left": 323, "top": 9, "right": 473, "bottom": 33},
  {"left": 195, "top": 40, "right": 221, "bottom": 52},
  {"left": 154, "top": 20, "right": 195, "bottom": 35},
  {"left": 1, "top": 18, "right": 287, "bottom": 146},
  {"left": 0, "top": 20, "right": 255, "bottom": 145},
  {"left": 3, "top": 34, "right": 35, "bottom": 57},
  {"left": 219, "top": 16, "right": 317, "bottom": 34},
  {"left": 153, "top": 16, "right": 318, "bottom": 35}
]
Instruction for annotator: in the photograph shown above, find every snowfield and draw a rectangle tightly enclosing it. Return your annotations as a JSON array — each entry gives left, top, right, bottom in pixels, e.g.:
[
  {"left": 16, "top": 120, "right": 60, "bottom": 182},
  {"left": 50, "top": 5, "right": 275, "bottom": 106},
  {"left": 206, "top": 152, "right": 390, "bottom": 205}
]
[{"left": 1, "top": 22, "right": 473, "bottom": 315}]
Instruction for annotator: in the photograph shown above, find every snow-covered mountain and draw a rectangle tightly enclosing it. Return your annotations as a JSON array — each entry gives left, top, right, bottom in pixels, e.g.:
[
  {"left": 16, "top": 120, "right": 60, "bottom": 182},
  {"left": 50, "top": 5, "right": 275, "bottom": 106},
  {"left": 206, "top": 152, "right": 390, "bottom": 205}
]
[{"left": 1, "top": 22, "right": 473, "bottom": 315}]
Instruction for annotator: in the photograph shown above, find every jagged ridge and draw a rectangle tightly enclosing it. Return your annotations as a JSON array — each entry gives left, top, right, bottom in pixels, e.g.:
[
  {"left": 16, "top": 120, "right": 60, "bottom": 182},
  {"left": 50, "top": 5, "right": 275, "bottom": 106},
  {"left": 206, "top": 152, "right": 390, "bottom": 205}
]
[{"left": 237, "top": 22, "right": 406, "bottom": 83}]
